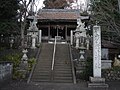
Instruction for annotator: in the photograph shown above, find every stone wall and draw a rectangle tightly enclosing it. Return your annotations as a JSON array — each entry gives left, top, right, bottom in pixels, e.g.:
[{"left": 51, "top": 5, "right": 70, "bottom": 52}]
[{"left": 0, "top": 62, "right": 13, "bottom": 87}]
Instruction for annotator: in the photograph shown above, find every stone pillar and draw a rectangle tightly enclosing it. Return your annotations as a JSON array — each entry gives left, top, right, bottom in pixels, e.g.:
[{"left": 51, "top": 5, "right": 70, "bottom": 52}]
[
  {"left": 31, "top": 34, "right": 36, "bottom": 49},
  {"left": 88, "top": 25, "right": 108, "bottom": 87},
  {"left": 70, "top": 30, "right": 73, "bottom": 45},
  {"left": 75, "top": 32, "right": 80, "bottom": 49},
  {"left": 38, "top": 30, "right": 42, "bottom": 43},
  {"left": 93, "top": 25, "right": 101, "bottom": 77}
]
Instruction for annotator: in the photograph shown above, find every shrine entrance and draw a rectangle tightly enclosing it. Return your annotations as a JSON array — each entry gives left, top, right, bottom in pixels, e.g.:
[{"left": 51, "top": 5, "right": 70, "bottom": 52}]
[{"left": 50, "top": 28, "right": 65, "bottom": 39}]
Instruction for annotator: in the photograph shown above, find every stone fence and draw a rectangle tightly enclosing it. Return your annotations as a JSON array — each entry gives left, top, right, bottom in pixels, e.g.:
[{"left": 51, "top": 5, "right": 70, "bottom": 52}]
[{"left": 0, "top": 61, "right": 13, "bottom": 87}]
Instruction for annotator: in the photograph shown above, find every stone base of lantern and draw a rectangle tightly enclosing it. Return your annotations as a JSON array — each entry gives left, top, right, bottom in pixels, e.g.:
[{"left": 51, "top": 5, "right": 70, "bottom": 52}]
[
  {"left": 31, "top": 46, "right": 36, "bottom": 49},
  {"left": 88, "top": 77, "right": 108, "bottom": 88}
]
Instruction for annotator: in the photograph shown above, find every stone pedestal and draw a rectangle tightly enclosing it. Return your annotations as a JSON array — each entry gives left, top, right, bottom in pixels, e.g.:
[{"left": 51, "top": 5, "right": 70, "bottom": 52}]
[
  {"left": 31, "top": 34, "right": 36, "bottom": 49},
  {"left": 88, "top": 77, "right": 108, "bottom": 88},
  {"left": 38, "top": 30, "right": 42, "bottom": 43}
]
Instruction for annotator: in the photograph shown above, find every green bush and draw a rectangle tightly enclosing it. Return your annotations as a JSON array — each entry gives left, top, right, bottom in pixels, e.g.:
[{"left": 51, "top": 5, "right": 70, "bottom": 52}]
[
  {"left": 80, "top": 57, "right": 93, "bottom": 80},
  {"left": 28, "top": 58, "right": 36, "bottom": 71},
  {"left": 0, "top": 53, "right": 36, "bottom": 80},
  {"left": 0, "top": 53, "right": 22, "bottom": 79},
  {"left": 1, "top": 53, "right": 21, "bottom": 68}
]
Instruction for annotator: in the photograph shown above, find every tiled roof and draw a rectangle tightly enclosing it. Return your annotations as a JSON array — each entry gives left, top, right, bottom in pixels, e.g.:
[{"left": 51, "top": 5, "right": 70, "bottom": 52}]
[
  {"left": 28, "top": 9, "right": 89, "bottom": 20},
  {"left": 102, "top": 40, "right": 120, "bottom": 48},
  {"left": 36, "top": 9, "right": 80, "bottom": 20}
]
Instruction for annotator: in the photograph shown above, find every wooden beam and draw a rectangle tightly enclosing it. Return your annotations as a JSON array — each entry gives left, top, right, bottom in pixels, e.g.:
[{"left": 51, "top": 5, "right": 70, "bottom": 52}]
[
  {"left": 48, "top": 25, "right": 50, "bottom": 39},
  {"left": 39, "top": 25, "right": 77, "bottom": 28},
  {"left": 65, "top": 25, "right": 67, "bottom": 40}
]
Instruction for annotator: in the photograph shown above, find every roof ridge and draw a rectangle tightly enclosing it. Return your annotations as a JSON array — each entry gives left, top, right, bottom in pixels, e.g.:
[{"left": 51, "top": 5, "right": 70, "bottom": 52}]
[{"left": 38, "top": 9, "right": 80, "bottom": 13}]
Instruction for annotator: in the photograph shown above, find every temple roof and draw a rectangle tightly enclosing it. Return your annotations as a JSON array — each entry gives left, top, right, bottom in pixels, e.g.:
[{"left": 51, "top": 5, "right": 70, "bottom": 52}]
[{"left": 28, "top": 9, "right": 89, "bottom": 20}]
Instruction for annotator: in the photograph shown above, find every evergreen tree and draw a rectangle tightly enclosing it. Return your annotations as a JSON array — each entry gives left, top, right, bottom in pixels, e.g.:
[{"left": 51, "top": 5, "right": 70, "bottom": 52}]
[{"left": 0, "top": 0, "right": 20, "bottom": 35}]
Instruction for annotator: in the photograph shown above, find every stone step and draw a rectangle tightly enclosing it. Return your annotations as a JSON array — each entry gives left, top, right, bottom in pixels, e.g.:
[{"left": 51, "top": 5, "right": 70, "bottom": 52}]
[
  {"left": 53, "top": 80, "right": 73, "bottom": 83},
  {"left": 54, "top": 74, "right": 72, "bottom": 77},
  {"left": 32, "top": 79, "right": 51, "bottom": 82},
  {"left": 34, "top": 68, "right": 51, "bottom": 71},
  {"left": 30, "top": 43, "right": 73, "bottom": 83},
  {"left": 54, "top": 76, "right": 72, "bottom": 79},
  {"left": 54, "top": 69, "right": 72, "bottom": 71},
  {"left": 54, "top": 66, "right": 71, "bottom": 69},
  {"left": 32, "top": 77, "right": 50, "bottom": 81},
  {"left": 33, "top": 74, "right": 51, "bottom": 78},
  {"left": 34, "top": 70, "right": 51, "bottom": 73},
  {"left": 37, "top": 62, "right": 52, "bottom": 65},
  {"left": 36, "top": 64, "right": 51, "bottom": 66},
  {"left": 32, "top": 74, "right": 50, "bottom": 77},
  {"left": 55, "top": 63, "right": 71, "bottom": 66},
  {"left": 54, "top": 71, "right": 72, "bottom": 74}
]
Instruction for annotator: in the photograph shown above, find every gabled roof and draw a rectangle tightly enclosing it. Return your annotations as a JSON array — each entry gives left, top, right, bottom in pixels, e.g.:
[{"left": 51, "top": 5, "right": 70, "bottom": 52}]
[
  {"left": 37, "top": 9, "right": 80, "bottom": 20},
  {"left": 28, "top": 9, "right": 89, "bottom": 20}
]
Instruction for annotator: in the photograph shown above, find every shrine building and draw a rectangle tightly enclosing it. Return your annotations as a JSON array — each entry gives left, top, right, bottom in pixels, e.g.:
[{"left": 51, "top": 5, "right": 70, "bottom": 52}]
[{"left": 28, "top": 9, "right": 89, "bottom": 41}]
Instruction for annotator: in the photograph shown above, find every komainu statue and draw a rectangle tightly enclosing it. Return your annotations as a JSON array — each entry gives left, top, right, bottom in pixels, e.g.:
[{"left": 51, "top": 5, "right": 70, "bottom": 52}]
[{"left": 113, "top": 57, "right": 120, "bottom": 67}]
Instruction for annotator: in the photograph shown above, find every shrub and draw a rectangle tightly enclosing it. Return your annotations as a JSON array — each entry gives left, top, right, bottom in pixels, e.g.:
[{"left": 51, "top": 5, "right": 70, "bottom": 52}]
[
  {"left": 79, "top": 57, "right": 93, "bottom": 80},
  {"left": 28, "top": 58, "right": 36, "bottom": 71}
]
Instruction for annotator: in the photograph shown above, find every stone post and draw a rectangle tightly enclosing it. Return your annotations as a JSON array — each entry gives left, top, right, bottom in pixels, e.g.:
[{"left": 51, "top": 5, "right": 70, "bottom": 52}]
[
  {"left": 70, "top": 30, "right": 73, "bottom": 45},
  {"left": 93, "top": 25, "right": 101, "bottom": 77},
  {"left": 88, "top": 25, "right": 108, "bottom": 87},
  {"left": 38, "top": 30, "right": 42, "bottom": 43},
  {"left": 75, "top": 32, "right": 80, "bottom": 49},
  {"left": 31, "top": 34, "right": 36, "bottom": 49}
]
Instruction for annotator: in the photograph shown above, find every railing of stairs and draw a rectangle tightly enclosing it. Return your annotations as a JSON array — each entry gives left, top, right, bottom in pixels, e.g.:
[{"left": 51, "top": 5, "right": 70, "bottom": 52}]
[
  {"left": 69, "top": 44, "right": 76, "bottom": 84},
  {"left": 27, "top": 44, "right": 42, "bottom": 83},
  {"left": 51, "top": 36, "right": 57, "bottom": 71},
  {"left": 51, "top": 37, "right": 57, "bottom": 81}
]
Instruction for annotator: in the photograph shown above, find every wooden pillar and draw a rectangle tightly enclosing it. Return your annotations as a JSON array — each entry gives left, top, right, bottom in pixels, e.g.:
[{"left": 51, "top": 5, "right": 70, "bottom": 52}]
[
  {"left": 48, "top": 25, "right": 50, "bottom": 40},
  {"left": 65, "top": 25, "right": 67, "bottom": 41}
]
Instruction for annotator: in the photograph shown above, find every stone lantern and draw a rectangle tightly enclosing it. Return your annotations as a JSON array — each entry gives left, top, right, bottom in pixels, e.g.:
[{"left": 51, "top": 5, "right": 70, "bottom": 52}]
[
  {"left": 74, "top": 18, "right": 88, "bottom": 77},
  {"left": 9, "top": 34, "right": 14, "bottom": 48},
  {"left": 27, "top": 16, "right": 38, "bottom": 49},
  {"left": 21, "top": 49, "right": 28, "bottom": 63}
]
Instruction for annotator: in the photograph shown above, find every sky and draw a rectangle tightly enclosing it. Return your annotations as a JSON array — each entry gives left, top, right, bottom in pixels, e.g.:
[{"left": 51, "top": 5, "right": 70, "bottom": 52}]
[{"left": 27, "top": 0, "right": 87, "bottom": 11}]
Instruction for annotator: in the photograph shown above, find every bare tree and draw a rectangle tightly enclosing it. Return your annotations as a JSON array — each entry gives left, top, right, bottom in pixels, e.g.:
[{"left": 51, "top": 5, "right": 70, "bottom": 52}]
[
  {"left": 19, "top": 0, "right": 32, "bottom": 48},
  {"left": 43, "top": 0, "right": 74, "bottom": 9},
  {"left": 90, "top": 0, "right": 120, "bottom": 42}
]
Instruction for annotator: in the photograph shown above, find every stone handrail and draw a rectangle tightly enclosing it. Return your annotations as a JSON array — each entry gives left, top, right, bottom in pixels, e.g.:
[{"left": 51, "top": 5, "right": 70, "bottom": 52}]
[
  {"left": 69, "top": 44, "right": 76, "bottom": 84},
  {"left": 27, "top": 44, "right": 42, "bottom": 83}
]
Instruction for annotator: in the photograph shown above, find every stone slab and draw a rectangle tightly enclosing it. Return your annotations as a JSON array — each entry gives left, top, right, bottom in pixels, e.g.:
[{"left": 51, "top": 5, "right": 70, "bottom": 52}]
[
  {"left": 88, "top": 77, "right": 108, "bottom": 88},
  {"left": 88, "top": 82, "right": 109, "bottom": 88},
  {"left": 89, "top": 77, "right": 105, "bottom": 83}
]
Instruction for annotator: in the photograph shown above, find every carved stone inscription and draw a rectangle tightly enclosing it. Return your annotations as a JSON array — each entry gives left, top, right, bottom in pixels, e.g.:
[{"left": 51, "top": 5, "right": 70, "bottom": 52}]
[{"left": 93, "top": 25, "right": 101, "bottom": 77}]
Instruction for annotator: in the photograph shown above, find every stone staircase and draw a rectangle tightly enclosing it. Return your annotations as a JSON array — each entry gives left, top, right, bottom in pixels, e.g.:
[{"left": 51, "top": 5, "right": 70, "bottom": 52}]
[
  {"left": 53, "top": 44, "right": 73, "bottom": 83},
  {"left": 31, "top": 43, "right": 53, "bottom": 82},
  {"left": 30, "top": 43, "right": 73, "bottom": 83}
]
